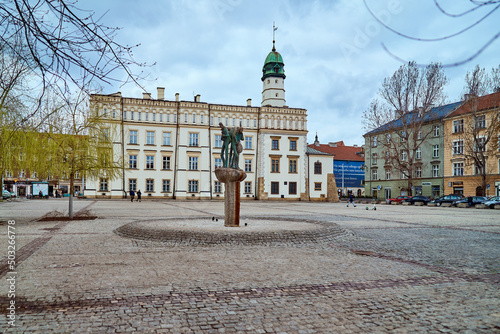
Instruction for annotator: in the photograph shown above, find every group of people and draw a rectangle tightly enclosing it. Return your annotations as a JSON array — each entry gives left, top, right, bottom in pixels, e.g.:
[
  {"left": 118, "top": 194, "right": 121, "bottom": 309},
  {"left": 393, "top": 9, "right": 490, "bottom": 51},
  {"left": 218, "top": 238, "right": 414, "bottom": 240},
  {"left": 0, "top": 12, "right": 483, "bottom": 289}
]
[{"left": 129, "top": 190, "right": 142, "bottom": 202}]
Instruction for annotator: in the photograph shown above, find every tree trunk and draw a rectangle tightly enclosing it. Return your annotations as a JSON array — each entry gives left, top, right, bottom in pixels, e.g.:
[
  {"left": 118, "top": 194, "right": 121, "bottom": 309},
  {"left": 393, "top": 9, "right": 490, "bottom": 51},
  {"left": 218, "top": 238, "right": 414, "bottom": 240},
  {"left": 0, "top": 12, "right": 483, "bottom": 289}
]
[
  {"left": 69, "top": 174, "right": 74, "bottom": 219},
  {"left": 482, "top": 173, "right": 487, "bottom": 196}
]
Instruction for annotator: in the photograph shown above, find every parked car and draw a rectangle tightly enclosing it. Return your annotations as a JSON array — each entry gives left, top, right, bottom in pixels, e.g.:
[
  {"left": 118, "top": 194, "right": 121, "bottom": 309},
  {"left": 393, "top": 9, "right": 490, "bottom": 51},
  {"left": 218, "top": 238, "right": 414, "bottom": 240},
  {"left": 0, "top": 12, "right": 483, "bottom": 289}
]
[
  {"left": 2, "top": 189, "right": 11, "bottom": 199},
  {"left": 454, "top": 196, "right": 488, "bottom": 207},
  {"left": 386, "top": 195, "right": 411, "bottom": 204},
  {"left": 483, "top": 196, "right": 500, "bottom": 209},
  {"left": 430, "top": 194, "right": 464, "bottom": 206},
  {"left": 403, "top": 195, "right": 432, "bottom": 205}
]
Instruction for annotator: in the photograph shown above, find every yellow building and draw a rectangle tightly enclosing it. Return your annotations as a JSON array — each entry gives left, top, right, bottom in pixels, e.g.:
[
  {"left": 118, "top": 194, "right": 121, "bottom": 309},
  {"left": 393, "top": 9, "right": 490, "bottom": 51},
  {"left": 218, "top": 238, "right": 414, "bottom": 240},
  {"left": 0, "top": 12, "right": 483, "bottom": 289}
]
[{"left": 443, "top": 91, "right": 500, "bottom": 196}]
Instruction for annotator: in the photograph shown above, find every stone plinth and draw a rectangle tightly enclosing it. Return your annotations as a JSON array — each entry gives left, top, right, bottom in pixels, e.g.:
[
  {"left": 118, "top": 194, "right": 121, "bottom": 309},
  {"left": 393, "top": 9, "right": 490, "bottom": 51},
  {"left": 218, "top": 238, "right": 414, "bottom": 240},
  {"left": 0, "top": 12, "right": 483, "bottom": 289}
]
[{"left": 215, "top": 168, "right": 247, "bottom": 227}]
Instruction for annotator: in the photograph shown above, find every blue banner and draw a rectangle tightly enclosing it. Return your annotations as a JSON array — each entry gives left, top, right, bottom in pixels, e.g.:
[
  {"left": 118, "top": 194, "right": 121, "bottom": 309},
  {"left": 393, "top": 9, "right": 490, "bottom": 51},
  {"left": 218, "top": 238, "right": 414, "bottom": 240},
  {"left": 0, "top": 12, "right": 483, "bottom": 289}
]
[{"left": 333, "top": 161, "right": 364, "bottom": 188}]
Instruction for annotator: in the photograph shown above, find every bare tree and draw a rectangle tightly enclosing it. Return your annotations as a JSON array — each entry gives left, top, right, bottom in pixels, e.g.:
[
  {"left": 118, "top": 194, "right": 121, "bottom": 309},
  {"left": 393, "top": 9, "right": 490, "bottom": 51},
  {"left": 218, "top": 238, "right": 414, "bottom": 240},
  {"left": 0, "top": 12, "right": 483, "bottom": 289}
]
[
  {"left": 454, "top": 65, "right": 500, "bottom": 195},
  {"left": 0, "top": 0, "right": 148, "bottom": 119},
  {"left": 362, "top": 98, "right": 394, "bottom": 132},
  {"left": 364, "top": 61, "right": 448, "bottom": 196}
]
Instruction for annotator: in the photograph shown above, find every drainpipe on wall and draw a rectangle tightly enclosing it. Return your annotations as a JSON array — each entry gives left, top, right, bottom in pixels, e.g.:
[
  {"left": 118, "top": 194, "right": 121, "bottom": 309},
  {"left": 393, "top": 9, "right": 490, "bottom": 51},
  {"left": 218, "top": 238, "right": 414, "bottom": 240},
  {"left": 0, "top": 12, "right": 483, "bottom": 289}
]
[
  {"left": 121, "top": 96, "right": 126, "bottom": 198},
  {"left": 208, "top": 105, "right": 213, "bottom": 200},
  {"left": 254, "top": 107, "right": 261, "bottom": 199}
]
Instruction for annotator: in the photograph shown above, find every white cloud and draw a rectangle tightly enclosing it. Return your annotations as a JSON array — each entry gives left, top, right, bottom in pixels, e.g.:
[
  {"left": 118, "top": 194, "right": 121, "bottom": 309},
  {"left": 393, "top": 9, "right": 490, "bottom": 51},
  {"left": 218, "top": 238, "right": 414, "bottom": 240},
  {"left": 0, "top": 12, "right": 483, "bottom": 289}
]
[{"left": 85, "top": 0, "right": 500, "bottom": 146}]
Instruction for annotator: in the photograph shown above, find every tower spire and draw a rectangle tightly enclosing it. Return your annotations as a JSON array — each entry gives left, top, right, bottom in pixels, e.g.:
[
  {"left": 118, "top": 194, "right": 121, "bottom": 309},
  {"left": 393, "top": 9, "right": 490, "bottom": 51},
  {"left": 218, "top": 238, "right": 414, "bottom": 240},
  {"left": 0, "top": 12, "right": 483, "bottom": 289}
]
[{"left": 272, "top": 22, "right": 278, "bottom": 51}]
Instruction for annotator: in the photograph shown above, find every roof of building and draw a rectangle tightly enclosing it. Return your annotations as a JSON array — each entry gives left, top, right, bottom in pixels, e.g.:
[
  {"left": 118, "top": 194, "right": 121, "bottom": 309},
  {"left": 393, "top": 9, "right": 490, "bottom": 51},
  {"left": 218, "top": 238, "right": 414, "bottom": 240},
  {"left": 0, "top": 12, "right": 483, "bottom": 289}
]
[
  {"left": 446, "top": 91, "right": 500, "bottom": 118},
  {"left": 308, "top": 141, "right": 364, "bottom": 161},
  {"left": 364, "top": 101, "right": 462, "bottom": 136},
  {"left": 306, "top": 146, "right": 334, "bottom": 156}
]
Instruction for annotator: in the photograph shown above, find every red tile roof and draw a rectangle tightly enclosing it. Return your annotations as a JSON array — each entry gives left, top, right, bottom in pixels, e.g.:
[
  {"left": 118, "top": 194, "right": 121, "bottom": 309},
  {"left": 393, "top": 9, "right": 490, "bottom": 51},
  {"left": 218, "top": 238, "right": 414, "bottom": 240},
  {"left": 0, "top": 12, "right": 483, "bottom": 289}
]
[
  {"left": 308, "top": 141, "right": 364, "bottom": 161},
  {"left": 447, "top": 91, "right": 500, "bottom": 118}
]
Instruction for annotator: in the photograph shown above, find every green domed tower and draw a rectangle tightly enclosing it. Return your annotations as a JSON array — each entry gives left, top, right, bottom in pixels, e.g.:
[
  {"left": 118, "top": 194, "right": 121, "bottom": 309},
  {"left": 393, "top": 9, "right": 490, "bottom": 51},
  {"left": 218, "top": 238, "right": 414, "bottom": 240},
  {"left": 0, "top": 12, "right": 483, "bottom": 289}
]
[
  {"left": 261, "top": 31, "right": 286, "bottom": 107},
  {"left": 261, "top": 46, "right": 286, "bottom": 81}
]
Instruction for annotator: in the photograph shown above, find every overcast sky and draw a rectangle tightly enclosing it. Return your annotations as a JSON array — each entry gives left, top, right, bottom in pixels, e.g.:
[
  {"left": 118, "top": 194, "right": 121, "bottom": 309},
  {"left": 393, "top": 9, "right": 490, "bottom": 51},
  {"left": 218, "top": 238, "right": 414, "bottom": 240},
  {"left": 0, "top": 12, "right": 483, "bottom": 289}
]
[{"left": 86, "top": 0, "right": 499, "bottom": 145}]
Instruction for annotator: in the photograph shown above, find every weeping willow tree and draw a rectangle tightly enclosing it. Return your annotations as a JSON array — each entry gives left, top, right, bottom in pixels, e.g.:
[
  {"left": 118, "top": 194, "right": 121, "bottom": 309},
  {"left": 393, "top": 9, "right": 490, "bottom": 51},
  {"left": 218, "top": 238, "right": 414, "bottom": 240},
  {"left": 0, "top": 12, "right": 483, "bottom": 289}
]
[{"left": 44, "top": 88, "right": 122, "bottom": 218}]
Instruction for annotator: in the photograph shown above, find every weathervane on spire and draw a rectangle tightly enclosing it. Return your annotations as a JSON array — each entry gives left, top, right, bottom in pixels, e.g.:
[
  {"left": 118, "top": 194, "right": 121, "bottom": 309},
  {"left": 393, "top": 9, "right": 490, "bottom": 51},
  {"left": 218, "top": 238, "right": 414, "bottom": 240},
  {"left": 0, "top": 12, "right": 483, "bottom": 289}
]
[{"left": 272, "top": 22, "right": 278, "bottom": 51}]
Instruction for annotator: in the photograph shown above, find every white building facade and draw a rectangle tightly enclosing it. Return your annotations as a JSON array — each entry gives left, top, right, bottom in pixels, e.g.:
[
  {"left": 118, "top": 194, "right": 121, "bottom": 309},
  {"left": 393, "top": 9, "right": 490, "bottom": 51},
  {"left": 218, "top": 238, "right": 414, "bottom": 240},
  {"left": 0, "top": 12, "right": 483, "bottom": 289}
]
[{"left": 86, "top": 43, "right": 334, "bottom": 201}]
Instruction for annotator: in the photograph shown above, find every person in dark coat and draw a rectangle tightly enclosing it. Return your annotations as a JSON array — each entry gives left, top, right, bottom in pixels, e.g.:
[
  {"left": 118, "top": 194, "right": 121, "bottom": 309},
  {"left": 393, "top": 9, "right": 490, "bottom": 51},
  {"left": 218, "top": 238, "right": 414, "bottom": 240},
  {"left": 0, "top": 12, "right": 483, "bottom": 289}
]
[
  {"left": 347, "top": 193, "right": 356, "bottom": 207},
  {"left": 130, "top": 190, "right": 135, "bottom": 202},
  {"left": 137, "top": 190, "right": 142, "bottom": 202}
]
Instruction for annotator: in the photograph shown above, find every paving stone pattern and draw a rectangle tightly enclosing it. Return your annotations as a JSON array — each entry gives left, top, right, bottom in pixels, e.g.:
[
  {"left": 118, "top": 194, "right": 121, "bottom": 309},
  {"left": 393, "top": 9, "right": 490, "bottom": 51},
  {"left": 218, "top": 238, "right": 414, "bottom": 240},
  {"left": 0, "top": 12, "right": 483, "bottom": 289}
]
[{"left": 0, "top": 199, "right": 499, "bottom": 333}]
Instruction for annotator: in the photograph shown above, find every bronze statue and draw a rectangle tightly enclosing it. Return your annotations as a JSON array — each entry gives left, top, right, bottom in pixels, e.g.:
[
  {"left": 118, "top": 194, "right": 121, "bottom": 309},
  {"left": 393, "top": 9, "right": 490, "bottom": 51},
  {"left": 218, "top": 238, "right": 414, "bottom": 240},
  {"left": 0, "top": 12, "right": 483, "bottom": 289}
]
[{"left": 219, "top": 123, "right": 243, "bottom": 169}]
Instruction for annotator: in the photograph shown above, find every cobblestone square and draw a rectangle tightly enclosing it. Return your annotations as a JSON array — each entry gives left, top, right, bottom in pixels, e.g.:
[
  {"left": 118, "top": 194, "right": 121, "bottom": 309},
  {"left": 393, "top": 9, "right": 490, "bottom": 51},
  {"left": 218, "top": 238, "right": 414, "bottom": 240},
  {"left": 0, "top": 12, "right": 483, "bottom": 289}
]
[{"left": 1, "top": 199, "right": 499, "bottom": 333}]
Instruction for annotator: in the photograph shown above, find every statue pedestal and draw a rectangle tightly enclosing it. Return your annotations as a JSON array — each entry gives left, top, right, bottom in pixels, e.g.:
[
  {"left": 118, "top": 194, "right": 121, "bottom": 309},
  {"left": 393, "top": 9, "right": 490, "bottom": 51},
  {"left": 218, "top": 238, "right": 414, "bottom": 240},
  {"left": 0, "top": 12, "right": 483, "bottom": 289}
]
[{"left": 215, "top": 168, "right": 247, "bottom": 227}]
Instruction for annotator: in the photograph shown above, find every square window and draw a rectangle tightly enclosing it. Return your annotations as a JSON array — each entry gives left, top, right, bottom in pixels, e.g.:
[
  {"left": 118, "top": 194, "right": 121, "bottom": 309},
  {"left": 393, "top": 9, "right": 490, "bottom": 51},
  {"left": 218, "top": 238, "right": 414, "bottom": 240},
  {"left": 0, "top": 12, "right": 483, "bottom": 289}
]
[
  {"left": 289, "top": 159, "right": 297, "bottom": 173},
  {"left": 215, "top": 158, "right": 222, "bottom": 169},
  {"left": 433, "top": 125, "right": 440, "bottom": 137},
  {"left": 162, "top": 179, "right": 171, "bottom": 192},
  {"left": 314, "top": 182, "right": 321, "bottom": 191},
  {"left": 272, "top": 139, "right": 279, "bottom": 150},
  {"left": 244, "top": 159, "right": 252, "bottom": 172},
  {"left": 129, "top": 130, "right": 138, "bottom": 144},
  {"left": 162, "top": 156, "right": 171, "bottom": 170},
  {"left": 453, "top": 140, "right": 464, "bottom": 155},
  {"left": 189, "top": 157, "right": 198, "bottom": 170},
  {"left": 314, "top": 161, "right": 322, "bottom": 174},
  {"left": 416, "top": 147, "right": 421, "bottom": 159},
  {"left": 188, "top": 180, "right": 199, "bottom": 193},
  {"left": 189, "top": 133, "right": 199, "bottom": 147},
  {"left": 129, "top": 155, "right": 137, "bottom": 169},
  {"left": 146, "top": 156, "right": 154, "bottom": 169},
  {"left": 432, "top": 165, "right": 439, "bottom": 177},
  {"left": 453, "top": 162, "right": 464, "bottom": 176},
  {"left": 99, "top": 178, "right": 108, "bottom": 191},
  {"left": 244, "top": 181, "right": 252, "bottom": 194},
  {"left": 128, "top": 179, "right": 137, "bottom": 191},
  {"left": 415, "top": 166, "right": 422, "bottom": 178},
  {"left": 453, "top": 119, "right": 464, "bottom": 133},
  {"left": 146, "top": 179, "right": 154, "bottom": 192},
  {"left": 214, "top": 181, "right": 222, "bottom": 193},
  {"left": 433, "top": 145, "right": 439, "bottom": 158},
  {"left": 146, "top": 131, "right": 155, "bottom": 145},
  {"left": 271, "top": 182, "right": 279, "bottom": 194},
  {"left": 475, "top": 115, "right": 486, "bottom": 129},
  {"left": 245, "top": 136, "right": 252, "bottom": 150},
  {"left": 271, "top": 159, "right": 280, "bottom": 173},
  {"left": 163, "top": 132, "right": 171, "bottom": 146},
  {"left": 215, "top": 135, "right": 222, "bottom": 148},
  {"left": 290, "top": 140, "right": 297, "bottom": 151}
]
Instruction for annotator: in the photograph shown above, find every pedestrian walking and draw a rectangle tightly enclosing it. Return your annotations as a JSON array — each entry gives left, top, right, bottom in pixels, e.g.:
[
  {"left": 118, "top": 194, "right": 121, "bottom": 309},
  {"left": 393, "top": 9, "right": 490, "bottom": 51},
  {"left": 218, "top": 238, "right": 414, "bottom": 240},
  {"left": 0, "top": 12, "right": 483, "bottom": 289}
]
[
  {"left": 137, "top": 190, "right": 142, "bottom": 202},
  {"left": 347, "top": 193, "right": 356, "bottom": 207},
  {"left": 130, "top": 190, "right": 135, "bottom": 202}
]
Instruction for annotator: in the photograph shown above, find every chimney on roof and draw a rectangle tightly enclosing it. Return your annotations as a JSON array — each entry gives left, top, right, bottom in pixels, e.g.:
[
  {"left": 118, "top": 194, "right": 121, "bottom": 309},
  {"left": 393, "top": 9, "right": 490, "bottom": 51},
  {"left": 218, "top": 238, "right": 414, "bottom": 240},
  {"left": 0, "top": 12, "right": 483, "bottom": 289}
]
[
  {"left": 157, "top": 87, "right": 165, "bottom": 100},
  {"left": 175, "top": 93, "right": 179, "bottom": 102},
  {"left": 194, "top": 94, "right": 201, "bottom": 103},
  {"left": 143, "top": 92, "right": 151, "bottom": 100},
  {"left": 464, "top": 93, "right": 476, "bottom": 101},
  {"left": 247, "top": 98, "right": 252, "bottom": 107}
]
